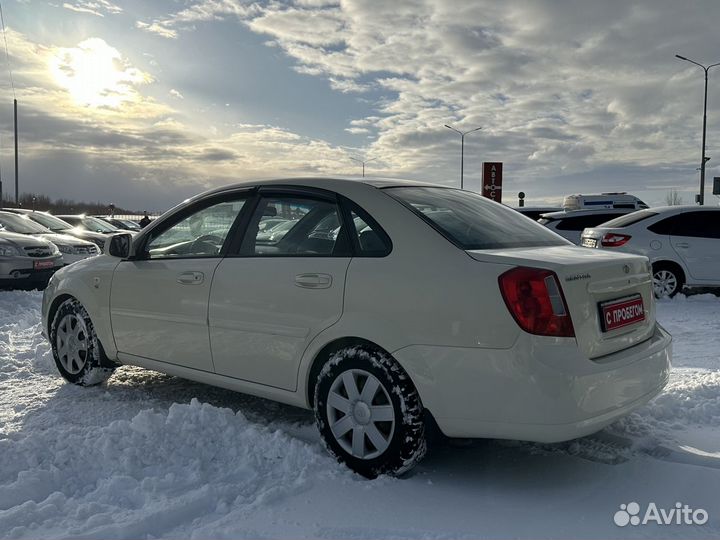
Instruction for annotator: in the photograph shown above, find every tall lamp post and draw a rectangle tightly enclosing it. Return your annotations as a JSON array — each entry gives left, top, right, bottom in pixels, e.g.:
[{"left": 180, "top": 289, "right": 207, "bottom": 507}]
[
  {"left": 350, "top": 157, "right": 376, "bottom": 177},
  {"left": 444, "top": 124, "right": 481, "bottom": 189},
  {"left": 675, "top": 54, "right": 720, "bottom": 205}
]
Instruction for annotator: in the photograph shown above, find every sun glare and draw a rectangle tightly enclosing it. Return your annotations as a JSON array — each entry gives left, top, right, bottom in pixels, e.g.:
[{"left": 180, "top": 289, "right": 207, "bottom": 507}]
[{"left": 49, "top": 38, "right": 148, "bottom": 108}]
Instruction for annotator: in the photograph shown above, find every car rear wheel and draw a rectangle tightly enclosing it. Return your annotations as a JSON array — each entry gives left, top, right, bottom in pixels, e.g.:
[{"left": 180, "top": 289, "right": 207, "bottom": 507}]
[
  {"left": 50, "top": 298, "right": 115, "bottom": 386},
  {"left": 314, "top": 347, "right": 426, "bottom": 478},
  {"left": 652, "top": 263, "right": 684, "bottom": 298}
]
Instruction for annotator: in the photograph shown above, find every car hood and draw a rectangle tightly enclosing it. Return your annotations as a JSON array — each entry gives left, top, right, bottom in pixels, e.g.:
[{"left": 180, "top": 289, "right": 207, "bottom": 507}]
[
  {"left": 0, "top": 231, "right": 53, "bottom": 248},
  {"left": 64, "top": 229, "right": 108, "bottom": 242},
  {"left": 34, "top": 233, "right": 94, "bottom": 246}
]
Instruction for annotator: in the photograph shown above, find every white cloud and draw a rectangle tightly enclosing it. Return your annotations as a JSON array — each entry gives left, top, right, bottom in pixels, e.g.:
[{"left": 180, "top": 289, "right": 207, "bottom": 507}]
[
  {"left": 169, "top": 89, "right": 184, "bottom": 99},
  {"left": 61, "top": 0, "right": 122, "bottom": 17},
  {"left": 136, "top": 0, "right": 257, "bottom": 39}
]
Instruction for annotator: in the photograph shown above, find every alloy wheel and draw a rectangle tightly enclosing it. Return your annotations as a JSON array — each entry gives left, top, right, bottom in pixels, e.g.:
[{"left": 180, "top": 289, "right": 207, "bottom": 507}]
[{"left": 653, "top": 270, "right": 677, "bottom": 298}]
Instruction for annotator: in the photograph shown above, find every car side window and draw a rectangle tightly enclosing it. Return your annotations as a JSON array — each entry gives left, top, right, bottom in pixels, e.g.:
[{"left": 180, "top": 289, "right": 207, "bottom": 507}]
[
  {"left": 145, "top": 198, "right": 247, "bottom": 259},
  {"left": 343, "top": 203, "right": 391, "bottom": 256},
  {"left": 666, "top": 211, "right": 720, "bottom": 239},
  {"left": 243, "top": 195, "right": 346, "bottom": 257},
  {"left": 647, "top": 215, "right": 682, "bottom": 235}
]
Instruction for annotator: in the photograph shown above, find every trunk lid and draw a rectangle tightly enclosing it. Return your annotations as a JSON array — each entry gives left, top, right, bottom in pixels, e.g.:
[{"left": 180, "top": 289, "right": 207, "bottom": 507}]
[{"left": 467, "top": 246, "right": 655, "bottom": 359}]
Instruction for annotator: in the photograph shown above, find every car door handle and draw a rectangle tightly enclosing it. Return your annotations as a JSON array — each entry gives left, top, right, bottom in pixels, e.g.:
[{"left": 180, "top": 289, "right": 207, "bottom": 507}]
[
  {"left": 295, "top": 273, "right": 332, "bottom": 289},
  {"left": 177, "top": 271, "right": 205, "bottom": 285},
  {"left": 675, "top": 242, "right": 690, "bottom": 248}
]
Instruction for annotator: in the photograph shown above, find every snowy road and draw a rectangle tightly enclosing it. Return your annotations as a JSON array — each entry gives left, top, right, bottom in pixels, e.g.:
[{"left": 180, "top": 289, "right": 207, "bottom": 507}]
[{"left": 1, "top": 291, "right": 719, "bottom": 539}]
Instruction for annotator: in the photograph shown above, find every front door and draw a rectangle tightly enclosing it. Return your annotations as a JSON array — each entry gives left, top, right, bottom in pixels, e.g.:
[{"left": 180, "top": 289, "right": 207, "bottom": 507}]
[
  {"left": 110, "top": 195, "right": 249, "bottom": 371},
  {"left": 209, "top": 191, "right": 350, "bottom": 390}
]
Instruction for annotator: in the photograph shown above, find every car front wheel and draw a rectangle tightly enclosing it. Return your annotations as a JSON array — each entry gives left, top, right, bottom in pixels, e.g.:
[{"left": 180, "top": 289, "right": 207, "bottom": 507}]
[
  {"left": 314, "top": 347, "right": 426, "bottom": 478},
  {"left": 50, "top": 298, "right": 115, "bottom": 386}
]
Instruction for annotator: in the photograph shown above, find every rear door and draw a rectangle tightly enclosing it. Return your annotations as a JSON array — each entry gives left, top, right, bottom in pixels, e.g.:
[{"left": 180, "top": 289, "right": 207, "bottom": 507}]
[
  {"left": 110, "top": 193, "right": 250, "bottom": 371},
  {"left": 669, "top": 210, "right": 720, "bottom": 282},
  {"left": 208, "top": 188, "right": 351, "bottom": 390}
]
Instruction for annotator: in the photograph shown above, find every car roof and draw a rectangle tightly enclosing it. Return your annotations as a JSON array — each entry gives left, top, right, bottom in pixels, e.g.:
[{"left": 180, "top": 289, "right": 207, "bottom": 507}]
[
  {"left": 648, "top": 205, "right": 720, "bottom": 213},
  {"left": 514, "top": 206, "right": 563, "bottom": 212},
  {"left": 194, "top": 177, "right": 445, "bottom": 199},
  {"left": 540, "top": 208, "right": 636, "bottom": 219}
]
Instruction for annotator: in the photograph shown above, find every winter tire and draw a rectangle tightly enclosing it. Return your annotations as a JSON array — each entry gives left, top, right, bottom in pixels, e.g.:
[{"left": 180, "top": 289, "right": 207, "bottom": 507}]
[
  {"left": 652, "top": 263, "right": 684, "bottom": 298},
  {"left": 50, "top": 298, "right": 115, "bottom": 386},
  {"left": 314, "top": 347, "right": 426, "bottom": 478}
]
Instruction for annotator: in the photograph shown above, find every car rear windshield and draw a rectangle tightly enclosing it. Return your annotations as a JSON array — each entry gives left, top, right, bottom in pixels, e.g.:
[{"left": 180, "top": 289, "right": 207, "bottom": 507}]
[
  {"left": 384, "top": 187, "right": 568, "bottom": 250},
  {"left": 601, "top": 210, "right": 658, "bottom": 228}
]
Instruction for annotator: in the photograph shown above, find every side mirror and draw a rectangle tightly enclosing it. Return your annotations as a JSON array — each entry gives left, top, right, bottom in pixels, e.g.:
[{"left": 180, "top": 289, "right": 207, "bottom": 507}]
[{"left": 108, "top": 233, "right": 132, "bottom": 258}]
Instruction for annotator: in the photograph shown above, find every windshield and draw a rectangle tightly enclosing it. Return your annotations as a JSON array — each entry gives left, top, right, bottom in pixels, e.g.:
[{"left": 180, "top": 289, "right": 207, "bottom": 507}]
[
  {"left": 0, "top": 212, "right": 52, "bottom": 234},
  {"left": 600, "top": 210, "right": 658, "bottom": 228},
  {"left": 82, "top": 216, "right": 119, "bottom": 232},
  {"left": 385, "top": 187, "right": 569, "bottom": 250},
  {"left": 27, "top": 212, "right": 73, "bottom": 231}
]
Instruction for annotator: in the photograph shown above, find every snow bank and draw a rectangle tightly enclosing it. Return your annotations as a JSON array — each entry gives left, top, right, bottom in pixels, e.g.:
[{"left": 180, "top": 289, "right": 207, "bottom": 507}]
[
  {"left": 0, "top": 399, "right": 342, "bottom": 539},
  {"left": 0, "top": 291, "right": 53, "bottom": 375}
]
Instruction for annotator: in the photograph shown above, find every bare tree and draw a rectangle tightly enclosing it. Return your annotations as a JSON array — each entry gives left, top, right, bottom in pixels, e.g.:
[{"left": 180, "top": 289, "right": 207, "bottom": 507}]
[{"left": 665, "top": 189, "right": 684, "bottom": 206}]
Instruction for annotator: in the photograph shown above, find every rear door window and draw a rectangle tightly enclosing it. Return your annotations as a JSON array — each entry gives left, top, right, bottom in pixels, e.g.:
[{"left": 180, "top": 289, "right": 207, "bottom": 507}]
[{"left": 666, "top": 211, "right": 720, "bottom": 239}]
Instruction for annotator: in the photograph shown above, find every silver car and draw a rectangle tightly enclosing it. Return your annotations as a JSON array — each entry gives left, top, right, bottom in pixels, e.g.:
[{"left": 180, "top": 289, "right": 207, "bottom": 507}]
[
  {"left": 0, "top": 211, "right": 99, "bottom": 264},
  {"left": 0, "top": 231, "right": 64, "bottom": 288}
]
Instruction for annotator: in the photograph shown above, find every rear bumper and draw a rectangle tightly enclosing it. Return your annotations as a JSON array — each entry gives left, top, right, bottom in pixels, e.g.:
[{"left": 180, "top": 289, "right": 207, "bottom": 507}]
[{"left": 393, "top": 323, "right": 671, "bottom": 442}]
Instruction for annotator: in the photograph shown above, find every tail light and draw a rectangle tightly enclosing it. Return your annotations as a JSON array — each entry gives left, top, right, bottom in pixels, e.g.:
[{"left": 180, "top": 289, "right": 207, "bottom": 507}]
[
  {"left": 601, "top": 233, "right": 631, "bottom": 247},
  {"left": 498, "top": 267, "right": 575, "bottom": 338}
]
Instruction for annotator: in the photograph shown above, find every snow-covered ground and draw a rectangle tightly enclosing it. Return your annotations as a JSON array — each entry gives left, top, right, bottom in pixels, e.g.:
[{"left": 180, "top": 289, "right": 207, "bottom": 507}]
[{"left": 0, "top": 291, "right": 719, "bottom": 539}]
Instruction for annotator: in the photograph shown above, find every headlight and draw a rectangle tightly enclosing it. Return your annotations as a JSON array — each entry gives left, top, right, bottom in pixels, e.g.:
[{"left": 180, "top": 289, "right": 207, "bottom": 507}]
[
  {"left": 49, "top": 244, "right": 61, "bottom": 255},
  {"left": 0, "top": 244, "right": 20, "bottom": 257},
  {"left": 56, "top": 244, "right": 75, "bottom": 254}
]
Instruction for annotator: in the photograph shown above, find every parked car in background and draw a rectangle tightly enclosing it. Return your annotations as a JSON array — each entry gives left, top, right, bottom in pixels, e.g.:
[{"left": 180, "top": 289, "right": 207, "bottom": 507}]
[
  {"left": 581, "top": 206, "right": 720, "bottom": 298},
  {"left": 0, "top": 231, "right": 63, "bottom": 288},
  {"left": 0, "top": 211, "right": 99, "bottom": 264},
  {"left": 563, "top": 193, "right": 649, "bottom": 211},
  {"left": 538, "top": 208, "right": 637, "bottom": 244},
  {"left": 42, "top": 177, "right": 670, "bottom": 478},
  {"left": 258, "top": 217, "right": 287, "bottom": 232},
  {"left": 512, "top": 206, "right": 563, "bottom": 221},
  {"left": 255, "top": 219, "right": 297, "bottom": 243},
  {"left": 94, "top": 216, "right": 141, "bottom": 232},
  {"left": 56, "top": 215, "right": 124, "bottom": 235},
  {"left": 2, "top": 209, "right": 111, "bottom": 251}
]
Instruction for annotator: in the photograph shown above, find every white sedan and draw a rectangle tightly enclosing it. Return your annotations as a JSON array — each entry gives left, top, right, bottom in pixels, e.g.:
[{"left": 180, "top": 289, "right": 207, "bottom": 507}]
[
  {"left": 41, "top": 178, "right": 671, "bottom": 477},
  {"left": 581, "top": 205, "right": 720, "bottom": 297}
]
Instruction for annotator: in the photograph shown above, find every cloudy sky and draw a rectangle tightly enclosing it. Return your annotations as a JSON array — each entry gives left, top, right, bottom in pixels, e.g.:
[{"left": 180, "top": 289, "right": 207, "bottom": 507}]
[{"left": 0, "top": 0, "right": 718, "bottom": 211}]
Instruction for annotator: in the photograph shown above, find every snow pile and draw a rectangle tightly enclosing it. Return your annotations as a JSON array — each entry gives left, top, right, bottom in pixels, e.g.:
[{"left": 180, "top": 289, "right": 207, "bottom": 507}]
[
  {"left": 0, "top": 291, "right": 53, "bottom": 375},
  {"left": 647, "top": 371, "right": 720, "bottom": 425},
  {"left": 0, "top": 399, "right": 341, "bottom": 538}
]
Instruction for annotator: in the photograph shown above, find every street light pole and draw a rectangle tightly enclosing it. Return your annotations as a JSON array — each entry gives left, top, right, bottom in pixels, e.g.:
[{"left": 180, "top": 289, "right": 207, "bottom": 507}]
[
  {"left": 444, "top": 124, "right": 482, "bottom": 190},
  {"left": 350, "top": 157, "right": 377, "bottom": 177},
  {"left": 676, "top": 54, "right": 720, "bottom": 205}
]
